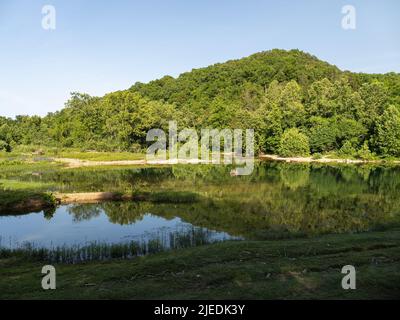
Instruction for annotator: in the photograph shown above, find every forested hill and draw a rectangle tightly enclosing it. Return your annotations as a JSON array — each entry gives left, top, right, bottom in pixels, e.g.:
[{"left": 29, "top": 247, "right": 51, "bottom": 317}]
[
  {"left": 1, "top": 49, "right": 400, "bottom": 158},
  {"left": 131, "top": 49, "right": 342, "bottom": 107},
  {"left": 131, "top": 49, "right": 400, "bottom": 111}
]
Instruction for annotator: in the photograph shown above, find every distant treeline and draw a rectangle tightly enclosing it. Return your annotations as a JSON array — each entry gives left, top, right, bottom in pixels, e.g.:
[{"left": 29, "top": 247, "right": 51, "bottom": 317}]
[{"left": 1, "top": 49, "right": 400, "bottom": 157}]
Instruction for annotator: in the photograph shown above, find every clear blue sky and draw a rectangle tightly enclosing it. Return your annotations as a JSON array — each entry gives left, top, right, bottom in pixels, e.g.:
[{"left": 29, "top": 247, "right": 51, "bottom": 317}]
[{"left": 0, "top": 0, "right": 399, "bottom": 118}]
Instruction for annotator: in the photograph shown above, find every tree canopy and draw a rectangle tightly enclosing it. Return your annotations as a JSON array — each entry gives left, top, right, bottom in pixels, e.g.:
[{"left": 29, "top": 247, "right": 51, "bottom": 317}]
[{"left": 1, "top": 49, "right": 399, "bottom": 158}]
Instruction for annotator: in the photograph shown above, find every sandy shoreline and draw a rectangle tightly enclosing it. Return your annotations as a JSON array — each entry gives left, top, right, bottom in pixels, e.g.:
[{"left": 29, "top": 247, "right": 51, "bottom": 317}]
[
  {"left": 259, "top": 154, "right": 400, "bottom": 164},
  {"left": 54, "top": 155, "right": 400, "bottom": 168},
  {"left": 55, "top": 192, "right": 133, "bottom": 204},
  {"left": 54, "top": 157, "right": 210, "bottom": 168}
]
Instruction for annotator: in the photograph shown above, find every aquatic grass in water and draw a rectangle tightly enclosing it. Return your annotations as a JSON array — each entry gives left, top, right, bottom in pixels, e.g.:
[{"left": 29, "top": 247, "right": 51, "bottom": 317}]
[{"left": 0, "top": 227, "right": 228, "bottom": 264}]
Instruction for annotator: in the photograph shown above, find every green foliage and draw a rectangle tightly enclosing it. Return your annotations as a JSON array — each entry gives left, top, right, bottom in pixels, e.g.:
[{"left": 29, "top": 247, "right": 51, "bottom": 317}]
[
  {"left": 339, "top": 140, "right": 356, "bottom": 157},
  {"left": 359, "top": 81, "right": 388, "bottom": 126},
  {"left": 132, "top": 49, "right": 342, "bottom": 111},
  {"left": 1, "top": 49, "right": 399, "bottom": 158},
  {"left": 357, "top": 141, "right": 374, "bottom": 160},
  {"left": 306, "top": 78, "right": 336, "bottom": 117},
  {"left": 373, "top": 105, "right": 400, "bottom": 157},
  {"left": 278, "top": 128, "right": 310, "bottom": 157},
  {"left": 312, "top": 153, "right": 323, "bottom": 160},
  {"left": 307, "top": 117, "right": 338, "bottom": 153},
  {"left": 0, "top": 140, "right": 10, "bottom": 152}
]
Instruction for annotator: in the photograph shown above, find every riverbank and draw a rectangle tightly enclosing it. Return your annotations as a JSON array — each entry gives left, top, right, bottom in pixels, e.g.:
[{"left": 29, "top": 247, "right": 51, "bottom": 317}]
[
  {"left": 54, "top": 154, "right": 400, "bottom": 167},
  {"left": 0, "top": 190, "right": 202, "bottom": 215},
  {"left": 3, "top": 148, "right": 400, "bottom": 168},
  {"left": 54, "top": 157, "right": 210, "bottom": 168},
  {"left": 260, "top": 154, "right": 400, "bottom": 164},
  {"left": 55, "top": 190, "right": 199, "bottom": 204},
  {"left": 0, "top": 190, "right": 56, "bottom": 215},
  {"left": 1, "top": 228, "right": 399, "bottom": 299},
  {"left": 1, "top": 153, "right": 400, "bottom": 215}
]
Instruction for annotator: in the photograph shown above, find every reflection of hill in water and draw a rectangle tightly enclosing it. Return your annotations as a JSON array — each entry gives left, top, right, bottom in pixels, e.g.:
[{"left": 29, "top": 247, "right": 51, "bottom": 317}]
[
  {"left": 67, "top": 202, "right": 147, "bottom": 225},
  {"left": 13, "top": 162, "right": 400, "bottom": 239},
  {"left": 68, "top": 204, "right": 102, "bottom": 222}
]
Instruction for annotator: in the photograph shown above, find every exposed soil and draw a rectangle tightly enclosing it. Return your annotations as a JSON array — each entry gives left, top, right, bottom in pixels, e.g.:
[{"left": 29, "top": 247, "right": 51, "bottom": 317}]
[
  {"left": 260, "top": 154, "right": 400, "bottom": 164},
  {"left": 54, "top": 158, "right": 209, "bottom": 168},
  {"left": 55, "top": 155, "right": 400, "bottom": 168},
  {"left": 55, "top": 192, "right": 132, "bottom": 204}
]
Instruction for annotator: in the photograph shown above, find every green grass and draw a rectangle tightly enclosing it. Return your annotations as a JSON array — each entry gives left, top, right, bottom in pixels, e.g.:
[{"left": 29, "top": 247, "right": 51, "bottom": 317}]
[
  {"left": 0, "top": 151, "right": 20, "bottom": 159},
  {"left": 1, "top": 229, "right": 399, "bottom": 299},
  {"left": 0, "top": 160, "right": 61, "bottom": 176},
  {"left": 0, "top": 189, "right": 41, "bottom": 207},
  {"left": 1, "top": 146, "right": 146, "bottom": 162},
  {"left": 0, "top": 179, "right": 54, "bottom": 191},
  {"left": 0, "top": 173, "right": 58, "bottom": 215},
  {"left": 54, "top": 151, "right": 146, "bottom": 161},
  {"left": 0, "top": 190, "right": 56, "bottom": 215}
]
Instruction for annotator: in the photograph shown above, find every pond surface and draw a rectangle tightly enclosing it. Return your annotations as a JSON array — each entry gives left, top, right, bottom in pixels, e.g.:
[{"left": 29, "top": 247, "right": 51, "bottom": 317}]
[
  {"left": 1, "top": 161, "right": 400, "bottom": 250},
  {"left": 0, "top": 204, "right": 234, "bottom": 248}
]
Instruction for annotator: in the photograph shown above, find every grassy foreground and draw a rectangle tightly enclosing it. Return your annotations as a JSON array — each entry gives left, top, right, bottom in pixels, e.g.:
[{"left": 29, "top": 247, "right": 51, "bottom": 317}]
[{"left": 1, "top": 229, "right": 399, "bottom": 299}]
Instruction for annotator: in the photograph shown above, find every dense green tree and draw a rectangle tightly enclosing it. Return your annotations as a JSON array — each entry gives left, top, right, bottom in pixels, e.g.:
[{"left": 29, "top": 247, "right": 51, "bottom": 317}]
[
  {"left": 279, "top": 80, "right": 306, "bottom": 128},
  {"left": 207, "top": 96, "right": 234, "bottom": 128},
  {"left": 307, "top": 117, "right": 338, "bottom": 153},
  {"left": 339, "top": 140, "right": 356, "bottom": 156},
  {"left": 278, "top": 128, "right": 310, "bottom": 157},
  {"left": 0, "top": 140, "right": 9, "bottom": 151},
  {"left": 373, "top": 105, "right": 400, "bottom": 157},
  {"left": 336, "top": 117, "right": 367, "bottom": 147},
  {"left": 1, "top": 50, "right": 399, "bottom": 157},
  {"left": 359, "top": 81, "right": 388, "bottom": 125},
  {"left": 233, "top": 108, "right": 266, "bottom": 152},
  {"left": 357, "top": 141, "right": 374, "bottom": 160},
  {"left": 259, "top": 81, "right": 283, "bottom": 153},
  {"left": 306, "top": 78, "right": 336, "bottom": 117},
  {"left": 263, "top": 107, "right": 283, "bottom": 153},
  {"left": 240, "top": 82, "right": 263, "bottom": 111}
]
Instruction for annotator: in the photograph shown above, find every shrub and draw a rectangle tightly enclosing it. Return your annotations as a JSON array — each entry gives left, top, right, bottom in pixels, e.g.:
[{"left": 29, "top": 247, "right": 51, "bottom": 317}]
[
  {"left": 373, "top": 105, "right": 400, "bottom": 157},
  {"left": 339, "top": 141, "right": 356, "bottom": 157},
  {"left": 357, "top": 141, "right": 374, "bottom": 160},
  {"left": 0, "top": 140, "right": 11, "bottom": 152},
  {"left": 307, "top": 117, "right": 338, "bottom": 153},
  {"left": 278, "top": 128, "right": 310, "bottom": 157},
  {"left": 312, "top": 153, "right": 323, "bottom": 160}
]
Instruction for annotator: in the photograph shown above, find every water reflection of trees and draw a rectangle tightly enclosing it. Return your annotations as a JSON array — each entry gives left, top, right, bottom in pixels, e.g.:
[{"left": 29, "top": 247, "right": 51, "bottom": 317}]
[
  {"left": 279, "top": 163, "right": 310, "bottom": 190},
  {"left": 14, "top": 167, "right": 175, "bottom": 193},
  {"left": 48, "top": 162, "right": 400, "bottom": 239},
  {"left": 68, "top": 204, "right": 102, "bottom": 222},
  {"left": 67, "top": 202, "right": 147, "bottom": 224},
  {"left": 67, "top": 192, "right": 399, "bottom": 241},
  {"left": 102, "top": 202, "right": 146, "bottom": 225}
]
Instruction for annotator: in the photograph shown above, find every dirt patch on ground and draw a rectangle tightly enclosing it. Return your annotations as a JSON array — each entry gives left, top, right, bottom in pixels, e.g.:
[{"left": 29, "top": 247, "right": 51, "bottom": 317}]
[
  {"left": 260, "top": 154, "right": 400, "bottom": 164},
  {"left": 55, "top": 192, "right": 133, "bottom": 204},
  {"left": 54, "top": 158, "right": 209, "bottom": 168},
  {"left": 55, "top": 155, "right": 400, "bottom": 168},
  {"left": 54, "top": 158, "right": 146, "bottom": 168}
]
